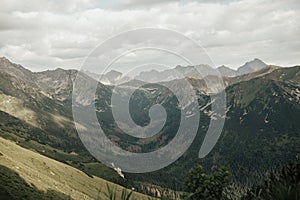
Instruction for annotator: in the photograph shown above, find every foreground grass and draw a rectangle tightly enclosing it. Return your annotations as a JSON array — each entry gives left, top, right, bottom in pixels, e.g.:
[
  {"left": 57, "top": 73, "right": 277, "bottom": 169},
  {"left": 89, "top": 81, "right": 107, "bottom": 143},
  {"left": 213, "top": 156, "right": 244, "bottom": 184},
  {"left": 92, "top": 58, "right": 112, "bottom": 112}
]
[{"left": 0, "top": 136, "right": 152, "bottom": 200}]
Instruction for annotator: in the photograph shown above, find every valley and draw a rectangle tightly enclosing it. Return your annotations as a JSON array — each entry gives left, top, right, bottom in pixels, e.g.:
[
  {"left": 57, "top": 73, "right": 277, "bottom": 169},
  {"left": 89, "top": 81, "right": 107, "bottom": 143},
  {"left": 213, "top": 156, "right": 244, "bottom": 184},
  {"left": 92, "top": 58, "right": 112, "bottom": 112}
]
[{"left": 0, "top": 56, "right": 300, "bottom": 199}]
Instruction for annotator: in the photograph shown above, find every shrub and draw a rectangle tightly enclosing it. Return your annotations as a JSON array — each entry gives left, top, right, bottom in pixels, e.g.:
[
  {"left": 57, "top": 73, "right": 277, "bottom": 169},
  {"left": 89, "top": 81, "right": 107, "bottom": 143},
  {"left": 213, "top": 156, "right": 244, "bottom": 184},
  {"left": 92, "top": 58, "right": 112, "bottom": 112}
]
[{"left": 184, "top": 165, "right": 231, "bottom": 200}]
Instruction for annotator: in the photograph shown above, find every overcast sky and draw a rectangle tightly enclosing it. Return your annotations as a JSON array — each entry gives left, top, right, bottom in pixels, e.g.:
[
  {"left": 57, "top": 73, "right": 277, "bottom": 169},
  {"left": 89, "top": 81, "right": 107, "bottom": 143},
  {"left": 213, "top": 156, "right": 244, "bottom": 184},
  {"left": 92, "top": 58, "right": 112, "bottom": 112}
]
[{"left": 0, "top": 0, "right": 299, "bottom": 72}]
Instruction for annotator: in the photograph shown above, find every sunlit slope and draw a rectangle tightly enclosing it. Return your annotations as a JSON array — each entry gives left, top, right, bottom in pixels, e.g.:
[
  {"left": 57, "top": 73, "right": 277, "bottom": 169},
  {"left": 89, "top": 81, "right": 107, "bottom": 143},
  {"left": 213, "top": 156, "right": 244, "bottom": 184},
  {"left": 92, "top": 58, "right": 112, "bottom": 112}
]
[{"left": 0, "top": 136, "right": 151, "bottom": 200}]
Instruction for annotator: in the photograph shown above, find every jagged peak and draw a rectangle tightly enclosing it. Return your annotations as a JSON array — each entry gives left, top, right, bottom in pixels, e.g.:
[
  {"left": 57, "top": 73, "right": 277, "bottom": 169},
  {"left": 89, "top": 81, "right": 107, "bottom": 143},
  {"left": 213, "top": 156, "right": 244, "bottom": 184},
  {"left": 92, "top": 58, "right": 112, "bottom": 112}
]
[
  {"left": 218, "top": 65, "right": 234, "bottom": 70},
  {"left": 253, "top": 58, "right": 262, "bottom": 61},
  {"left": 0, "top": 56, "right": 15, "bottom": 65},
  {"left": 52, "top": 67, "right": 65, "bottom": 72},
  {"left": 139, "top": 69, "right": 160, "bottom": 74},
  {"left": 105, "top": 69, "right": 122, "bottom": 76},
  {"left": 0, "top": 56, "right": 32, "bottom": 73},
  {"left": 0, "top": 56, "right": 9, "bottom": 61},
  {"left": 40, "top": 67, "right": 77, "bottom": 74},
  {"left": 247, "top": 58, "right": 266, "bottom": 65}
]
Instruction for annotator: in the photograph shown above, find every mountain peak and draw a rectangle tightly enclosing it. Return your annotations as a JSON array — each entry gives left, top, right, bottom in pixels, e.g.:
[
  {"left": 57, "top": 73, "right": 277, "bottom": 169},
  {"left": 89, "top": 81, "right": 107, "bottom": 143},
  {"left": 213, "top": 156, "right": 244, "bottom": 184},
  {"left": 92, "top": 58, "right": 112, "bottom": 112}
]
[
  {"left": 253, "top": 58, "right": 262, "bottom": 61},
  {"left": 0, "top": 56, "right": 32, "bottom": 75},
  {"left": 0, "top": 56, "right": 9, "bottom": 61},
  {"left": 0, "top": 56, "right": 14, "bottom": 65},
  {"left": 218, "top": 65, "right": 227, "bottom": 68},
  {"left": 237, "top": 58, "right": 267, "bottom": 76},
  {"left": 217, "top": 65, "right": 236, "bottom": 77},
  {"left": 53, "top": 67, "right": 66, "bottom": 72},
  {"left": 105, "top": 70, "right": 122, "bottom": 76},
  {"left": 245, "top": 58, "right": 266, "bottom": 66}
]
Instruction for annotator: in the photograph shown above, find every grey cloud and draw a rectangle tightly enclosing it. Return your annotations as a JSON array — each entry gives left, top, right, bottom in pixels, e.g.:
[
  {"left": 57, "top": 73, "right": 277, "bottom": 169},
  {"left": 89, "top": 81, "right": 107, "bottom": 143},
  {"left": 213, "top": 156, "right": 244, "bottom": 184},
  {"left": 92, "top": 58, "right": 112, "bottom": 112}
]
[
  {"left": 121, "top": 0, "right": 177, "bottom": 7},
  {"left": 0, "top": 0, "right": 98, "bottom": 13},
  {"left": 0, "top": 0, "right": 299, "bottom": 71},
  {"left": 102, "top": 0, "right": 179, "bottom": 10}
]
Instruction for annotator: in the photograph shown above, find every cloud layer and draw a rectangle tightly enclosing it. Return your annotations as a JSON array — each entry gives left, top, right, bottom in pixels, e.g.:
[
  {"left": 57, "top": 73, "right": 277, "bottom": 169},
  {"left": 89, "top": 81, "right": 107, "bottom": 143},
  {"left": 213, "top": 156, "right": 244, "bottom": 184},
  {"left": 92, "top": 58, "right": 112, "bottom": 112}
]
[{"left": 0, "top": 0, "right": 299, "bottom": 71}]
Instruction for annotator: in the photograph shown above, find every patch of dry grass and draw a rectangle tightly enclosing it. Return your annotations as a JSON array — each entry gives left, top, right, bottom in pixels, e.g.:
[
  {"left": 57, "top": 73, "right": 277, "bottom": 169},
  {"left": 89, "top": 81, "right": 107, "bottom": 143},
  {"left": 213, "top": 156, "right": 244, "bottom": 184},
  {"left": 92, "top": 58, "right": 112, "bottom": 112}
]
[{"left": 0, "top": 136, "right": 151, "bottom": 200}]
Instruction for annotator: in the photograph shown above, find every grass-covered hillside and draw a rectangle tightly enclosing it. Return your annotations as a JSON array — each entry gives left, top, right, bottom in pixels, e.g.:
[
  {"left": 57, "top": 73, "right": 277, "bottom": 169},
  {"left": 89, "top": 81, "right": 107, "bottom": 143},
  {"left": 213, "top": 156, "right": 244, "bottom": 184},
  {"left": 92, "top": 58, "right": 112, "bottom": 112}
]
[{"left": 0, "top": 136, "right": 152, "bottom": 200}]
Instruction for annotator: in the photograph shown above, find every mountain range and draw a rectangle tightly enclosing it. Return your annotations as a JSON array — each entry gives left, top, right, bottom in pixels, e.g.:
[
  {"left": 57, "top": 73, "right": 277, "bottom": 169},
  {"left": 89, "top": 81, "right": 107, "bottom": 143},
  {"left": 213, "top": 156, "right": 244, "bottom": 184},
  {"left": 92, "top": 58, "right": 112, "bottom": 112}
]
[
  {"left": 87, "top": 58, "right": 267, "bottom": 85},
  {"left": 0, "top": 56, "right": 299, "bottom": 197}
]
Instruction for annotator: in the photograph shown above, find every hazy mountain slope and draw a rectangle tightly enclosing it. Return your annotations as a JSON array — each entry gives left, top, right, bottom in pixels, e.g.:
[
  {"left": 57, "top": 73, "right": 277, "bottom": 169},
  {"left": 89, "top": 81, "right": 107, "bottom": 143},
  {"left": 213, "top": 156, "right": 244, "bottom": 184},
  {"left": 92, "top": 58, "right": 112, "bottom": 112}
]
[
  {"left": 83, "top": 70, "right": 131, "bottom": 85},
  {"left": 78, "top": 58, "right": 269, "bottom": 85},
  {"left": 34, "top": 68, "right": 77, "bottom": 101},
  {"left": 237, "top": 58, "right": 267, "bottom": 75},
  {"left": 111, "top": 59, "right": 268, "bottom": 83},
  {"left": 218, "top": 65, "right": 236, "bottom": 77},
  {"left": 0, "top": 136, "right": 151, "bottom": 200},
  {"left": 134, "top": 64, "right": 222, "bottom": 82},
  {"left": 216, "top": 59, "right": 268, "bottom": 78}
]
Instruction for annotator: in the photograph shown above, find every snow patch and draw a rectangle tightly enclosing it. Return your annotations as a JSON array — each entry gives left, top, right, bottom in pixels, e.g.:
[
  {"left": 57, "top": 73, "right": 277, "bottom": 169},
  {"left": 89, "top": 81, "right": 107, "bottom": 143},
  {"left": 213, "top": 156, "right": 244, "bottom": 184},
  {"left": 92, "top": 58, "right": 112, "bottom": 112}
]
[{"left": 264, "top": 114, "right": 269, "bottom": 124}]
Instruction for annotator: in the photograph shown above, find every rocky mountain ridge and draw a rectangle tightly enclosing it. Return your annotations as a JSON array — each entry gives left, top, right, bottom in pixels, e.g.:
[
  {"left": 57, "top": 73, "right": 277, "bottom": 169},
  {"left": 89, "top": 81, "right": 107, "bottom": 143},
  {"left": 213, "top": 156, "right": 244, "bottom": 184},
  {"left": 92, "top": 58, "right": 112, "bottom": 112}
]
[
  {"left": 0, "top": 56, "right": 300, "bottom": 191},
  {"left": 84, "top": 58, "right": 267, "bottom": 84}
]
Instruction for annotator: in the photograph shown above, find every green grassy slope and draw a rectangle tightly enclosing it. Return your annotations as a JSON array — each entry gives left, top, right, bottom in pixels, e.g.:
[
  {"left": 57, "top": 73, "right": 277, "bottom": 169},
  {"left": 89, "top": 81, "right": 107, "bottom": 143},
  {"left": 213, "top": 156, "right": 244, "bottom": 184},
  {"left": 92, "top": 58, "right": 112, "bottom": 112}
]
[{"left": 0, "top": 136, "right": 152, "bottom": 200}]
